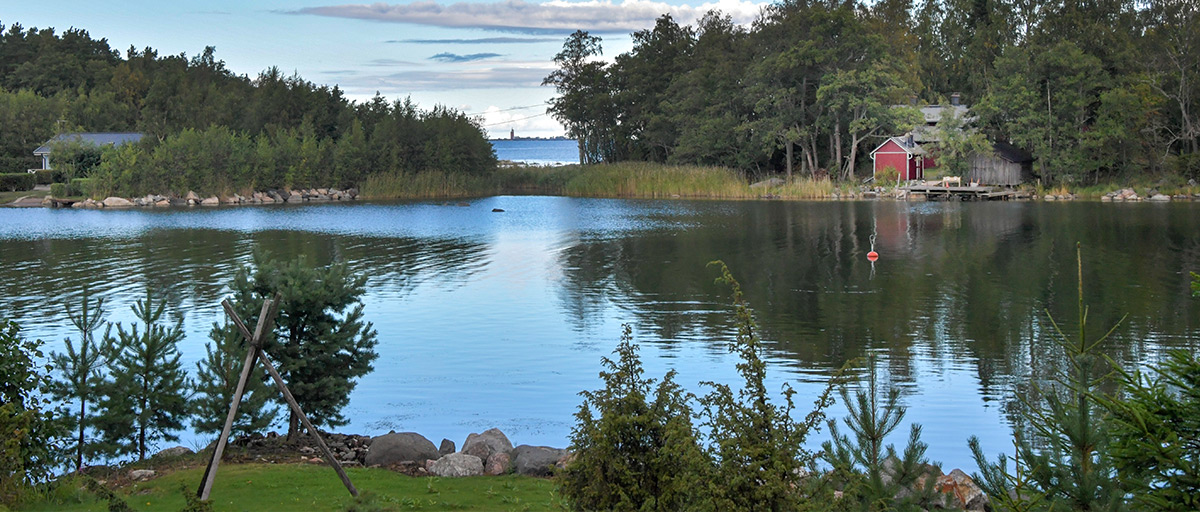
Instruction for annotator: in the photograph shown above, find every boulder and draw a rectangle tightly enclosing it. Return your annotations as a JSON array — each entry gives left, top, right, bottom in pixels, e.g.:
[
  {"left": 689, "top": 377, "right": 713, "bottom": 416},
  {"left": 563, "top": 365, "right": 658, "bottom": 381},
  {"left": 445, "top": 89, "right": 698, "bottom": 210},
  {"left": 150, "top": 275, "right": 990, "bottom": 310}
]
[
  {"left": 1149, "top": 194, "right": 1171, "bottom": 202},
  {"left": 154, "top": 199, "right": 171, "bottom": 207},
  {"left": 1043, "top": 194, "right": 1056, "bottom": 201},
  {"left": 439, "top": 438, "right": 456, "bottom": 456},
  {"left": 462, "top": 428, "right": 513, "bottom": 462},
  {"left": 936, "top": 469, "right": 989, "bottom": 511},
  {"left": 185, "top": 191, "right": 200, "bottom": 201},
  {"left": 154, "top": 446, "right": 194, "bottom": 458},
  {"left": 128, "top": 469, "right": 156, "bottom": 481},
  {"left": 103, "top": 196, "right": 134, "bottom": 208},
  {"left": 512, "top": 445, "right": 566, "bottom": 477},
  {"left": 364, "top": 432, "right": 439, "bottom": 467},
  {"left": 484, "top": 452, "right": 511, "bottom": 476},
  {"left": 430, "top": 453, "right": 484, "bottom": 477},
  {"left": 201, "top": 196, "right": 220, "bottom": 206}
]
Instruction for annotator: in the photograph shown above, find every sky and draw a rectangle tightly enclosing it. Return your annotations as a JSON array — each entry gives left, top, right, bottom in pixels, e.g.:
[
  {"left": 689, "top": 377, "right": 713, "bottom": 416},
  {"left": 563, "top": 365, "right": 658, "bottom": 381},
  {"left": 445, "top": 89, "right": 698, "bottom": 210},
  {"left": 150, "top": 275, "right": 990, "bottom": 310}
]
[{"left": 1, "top": 0, "right": 769, "bottom": 138}]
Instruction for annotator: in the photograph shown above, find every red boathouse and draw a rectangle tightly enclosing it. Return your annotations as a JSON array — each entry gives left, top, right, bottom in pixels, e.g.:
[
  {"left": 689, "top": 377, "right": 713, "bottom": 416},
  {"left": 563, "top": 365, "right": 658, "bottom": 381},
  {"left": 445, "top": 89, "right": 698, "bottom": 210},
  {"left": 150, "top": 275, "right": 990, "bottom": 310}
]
[{"left": 870, "top": 136, "right": 932, "bottom": 181}]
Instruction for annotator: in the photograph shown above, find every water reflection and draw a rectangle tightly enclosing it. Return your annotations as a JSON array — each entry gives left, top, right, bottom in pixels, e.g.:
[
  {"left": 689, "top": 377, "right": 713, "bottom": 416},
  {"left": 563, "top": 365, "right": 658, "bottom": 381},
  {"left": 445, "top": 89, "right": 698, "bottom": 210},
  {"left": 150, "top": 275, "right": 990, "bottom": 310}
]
[{"left": 0, "top": 198, "right": 1197, "bottom": 470}]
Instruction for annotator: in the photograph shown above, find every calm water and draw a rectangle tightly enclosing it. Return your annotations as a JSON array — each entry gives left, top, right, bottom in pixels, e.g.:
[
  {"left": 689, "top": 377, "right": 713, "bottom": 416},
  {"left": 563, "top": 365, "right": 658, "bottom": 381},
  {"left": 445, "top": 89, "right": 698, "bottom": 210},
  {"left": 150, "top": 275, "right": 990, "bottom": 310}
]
[
  {"left": 1, "top": 198, "right": 1197, "bottom": 470},
  {"left": 490, "top": 139, "right": 579, "bottom": 165}
]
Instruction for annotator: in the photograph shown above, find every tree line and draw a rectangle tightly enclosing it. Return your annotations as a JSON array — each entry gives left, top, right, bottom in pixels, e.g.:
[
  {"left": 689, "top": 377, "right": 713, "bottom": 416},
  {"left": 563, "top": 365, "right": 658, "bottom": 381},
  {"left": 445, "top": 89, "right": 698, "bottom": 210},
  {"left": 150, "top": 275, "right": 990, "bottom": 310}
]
[
  {"left": 0, "top": 22, "right": 496, "bottom": 195},
  {"left": 544, "top": 0, "right": 1199, "bottom": 185}
]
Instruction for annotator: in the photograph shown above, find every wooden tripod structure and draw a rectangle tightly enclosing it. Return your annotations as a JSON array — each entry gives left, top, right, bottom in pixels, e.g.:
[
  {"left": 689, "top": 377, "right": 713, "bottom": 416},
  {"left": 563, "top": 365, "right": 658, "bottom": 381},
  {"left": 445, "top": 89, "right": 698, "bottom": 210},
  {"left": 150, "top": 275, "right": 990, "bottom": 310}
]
[{"left": 196, "top": 297, "right": 359, "bottom": 500}]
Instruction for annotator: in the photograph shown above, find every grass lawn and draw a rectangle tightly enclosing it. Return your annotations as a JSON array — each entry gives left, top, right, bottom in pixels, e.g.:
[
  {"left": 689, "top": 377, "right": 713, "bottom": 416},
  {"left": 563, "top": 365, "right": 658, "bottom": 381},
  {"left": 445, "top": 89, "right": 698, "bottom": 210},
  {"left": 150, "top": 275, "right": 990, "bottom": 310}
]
[{"left": 22, "top": 464, "right": 560, "bottom": 512}]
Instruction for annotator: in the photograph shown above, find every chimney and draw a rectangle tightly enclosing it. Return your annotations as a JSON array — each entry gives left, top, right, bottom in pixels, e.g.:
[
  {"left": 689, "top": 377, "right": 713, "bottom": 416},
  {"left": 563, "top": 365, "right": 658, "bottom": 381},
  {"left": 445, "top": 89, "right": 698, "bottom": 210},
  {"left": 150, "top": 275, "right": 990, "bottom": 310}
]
[
  {"left": 909, "top": 95, "right": 918, "bottom": 106},
  {"left": 950, "top": 93, "right": 961, "bottom": 106},
  {"left": 906, "top": 134, "right": 914, "bottom": 146}
]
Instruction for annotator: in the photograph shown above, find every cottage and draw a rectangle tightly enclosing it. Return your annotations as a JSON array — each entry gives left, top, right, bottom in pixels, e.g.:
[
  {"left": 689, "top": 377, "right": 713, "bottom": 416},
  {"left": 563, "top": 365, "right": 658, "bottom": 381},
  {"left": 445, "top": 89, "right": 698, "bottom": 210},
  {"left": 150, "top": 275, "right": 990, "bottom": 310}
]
[
  {"left": 33, "top": 132, "right": 144, "bottom": 170},
  {"left": 968, "top": 141, "right": 1034, "bottom": 187},
  {"left": 870, "top": 135, "right": 933, "bottom": 181}
]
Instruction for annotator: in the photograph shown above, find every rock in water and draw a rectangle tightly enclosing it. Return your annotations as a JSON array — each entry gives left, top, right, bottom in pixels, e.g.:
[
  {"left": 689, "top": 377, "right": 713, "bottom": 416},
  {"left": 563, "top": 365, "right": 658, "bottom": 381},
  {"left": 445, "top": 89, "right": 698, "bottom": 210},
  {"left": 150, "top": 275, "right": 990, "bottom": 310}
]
[
  {"left": 512, "top": 445, "right": 566, "bottom": 477},
  {"left": 364, "top": 432, "right": 439, "bottom": 467},
  {"left": 430, "top": 453, "right": 484, "bottom": 477},
  {"left": 462, "top": 428, "right": 513, "bottom": 462}
]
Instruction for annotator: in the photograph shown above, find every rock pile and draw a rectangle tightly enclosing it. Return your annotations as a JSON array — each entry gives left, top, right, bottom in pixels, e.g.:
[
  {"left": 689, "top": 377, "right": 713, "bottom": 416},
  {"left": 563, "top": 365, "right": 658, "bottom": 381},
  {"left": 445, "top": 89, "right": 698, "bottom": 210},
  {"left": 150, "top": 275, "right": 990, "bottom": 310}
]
[
  {"left": 358, "top": 428, "right": 570, "bottom": 479},
  {"left": 43, "top": 187, "right": 359, "bottom": 209}
]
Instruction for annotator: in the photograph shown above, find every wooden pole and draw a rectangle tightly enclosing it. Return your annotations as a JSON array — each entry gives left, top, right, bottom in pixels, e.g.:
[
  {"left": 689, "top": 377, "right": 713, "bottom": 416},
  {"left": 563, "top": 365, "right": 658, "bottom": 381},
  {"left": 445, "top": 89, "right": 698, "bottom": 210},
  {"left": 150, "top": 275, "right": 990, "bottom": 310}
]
[
  {"left": 256, "top": 347, "right": 359, "bottom": 497},
  {"left": 197, "top": 298, "right": 278, "bottom": 500}
]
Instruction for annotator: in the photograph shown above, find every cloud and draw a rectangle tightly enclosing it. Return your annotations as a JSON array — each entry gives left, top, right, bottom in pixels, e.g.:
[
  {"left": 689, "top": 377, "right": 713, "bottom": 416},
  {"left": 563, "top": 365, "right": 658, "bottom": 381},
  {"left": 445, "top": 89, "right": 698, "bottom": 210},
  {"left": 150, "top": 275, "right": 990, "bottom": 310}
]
[
  {"left": 366, "top": 58, "right": 425, "bottom": 66},
  {"left": 335, "top": 64, "right": 556, "bottom": 92},
  {"left": 390, "top": 37, "right": 563, "bottom": 44},
  {"left": 430, "top": 52, "right": 503, "bottom": 62},
  {"left": 291, "top": 0, "right": 768, "bottom": 34}
]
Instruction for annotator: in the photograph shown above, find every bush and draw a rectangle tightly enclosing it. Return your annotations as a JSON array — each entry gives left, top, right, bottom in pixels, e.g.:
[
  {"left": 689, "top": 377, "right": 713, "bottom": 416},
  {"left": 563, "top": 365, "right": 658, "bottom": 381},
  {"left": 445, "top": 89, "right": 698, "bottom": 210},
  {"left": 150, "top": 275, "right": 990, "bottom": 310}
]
[
  {"left": 69, "top": 178, "right": 93, "bottom": 197},
  {"left": 559, "top": 325, "right": 710, "bottom": 511},
  {"left": 49, "top": 183, "right": 67, "bottom": 197},
  {"left": 0, "top": 320, "right": 66, "bottom": 507},
  {"left": 32, "top": 169, "right": 54, "bottom": 185},
  {"left": 0, "top": 173, "right": 35, "bottom": 192}
]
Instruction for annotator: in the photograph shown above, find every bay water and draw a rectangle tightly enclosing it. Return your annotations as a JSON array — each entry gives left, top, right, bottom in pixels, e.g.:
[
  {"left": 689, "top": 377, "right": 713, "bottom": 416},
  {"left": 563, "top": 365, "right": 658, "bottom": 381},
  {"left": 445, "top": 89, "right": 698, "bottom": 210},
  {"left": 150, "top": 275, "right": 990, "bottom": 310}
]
[{"left": 1, "top": 197, "right": 1196, "bottom": 471}]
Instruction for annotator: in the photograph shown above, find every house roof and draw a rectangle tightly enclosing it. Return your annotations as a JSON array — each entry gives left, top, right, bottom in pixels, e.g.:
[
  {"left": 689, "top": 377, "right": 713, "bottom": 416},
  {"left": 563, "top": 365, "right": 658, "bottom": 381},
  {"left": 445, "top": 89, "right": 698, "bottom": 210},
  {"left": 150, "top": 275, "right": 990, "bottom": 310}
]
[
  {"left": 992, "top": 141, "right": 1034, "bottom": 163},
  {"left": 34, "top": 132, "right": 144, "bottom": 155},
  {"left": 919, "top": 105, "right": 969, "bottom": 124},
  {"left": 871, "top": 136, "right": 927, "bottom": 157}
]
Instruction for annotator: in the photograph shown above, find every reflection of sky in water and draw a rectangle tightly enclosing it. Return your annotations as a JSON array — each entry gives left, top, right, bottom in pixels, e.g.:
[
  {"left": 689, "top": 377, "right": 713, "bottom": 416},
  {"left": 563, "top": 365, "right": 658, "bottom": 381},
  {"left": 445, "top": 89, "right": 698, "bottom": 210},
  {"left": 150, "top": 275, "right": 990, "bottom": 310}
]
[{"left": 1, "top": 198, "right": 1196, "bottom": 471}]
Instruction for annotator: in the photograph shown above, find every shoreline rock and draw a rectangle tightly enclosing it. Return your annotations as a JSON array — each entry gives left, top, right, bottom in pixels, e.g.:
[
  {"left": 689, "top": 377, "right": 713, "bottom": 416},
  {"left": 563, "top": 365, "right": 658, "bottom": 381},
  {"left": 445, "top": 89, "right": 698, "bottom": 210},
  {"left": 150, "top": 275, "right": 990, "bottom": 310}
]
[{"left": 29, "top": 187, "right": 360, "bottom": 209}]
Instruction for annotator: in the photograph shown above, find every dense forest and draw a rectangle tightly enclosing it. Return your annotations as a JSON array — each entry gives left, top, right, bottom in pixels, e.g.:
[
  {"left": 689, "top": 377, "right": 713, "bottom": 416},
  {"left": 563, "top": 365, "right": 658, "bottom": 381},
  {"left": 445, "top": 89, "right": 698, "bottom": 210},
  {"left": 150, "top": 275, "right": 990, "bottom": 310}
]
[
  {"left": 544, "top": 0, "right": 1199, "bottom": 185},
  {"left": 0, "top": 21, "right": 495, "bottom": 196}
]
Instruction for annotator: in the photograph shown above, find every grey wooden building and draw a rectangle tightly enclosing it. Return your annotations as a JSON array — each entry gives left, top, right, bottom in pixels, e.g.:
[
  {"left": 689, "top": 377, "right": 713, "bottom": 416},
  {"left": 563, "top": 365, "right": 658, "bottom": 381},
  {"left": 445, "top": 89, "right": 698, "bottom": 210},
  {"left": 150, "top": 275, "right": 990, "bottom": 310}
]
[{"left": 968, "top": 141, "right": 1034, "bottom": 186}]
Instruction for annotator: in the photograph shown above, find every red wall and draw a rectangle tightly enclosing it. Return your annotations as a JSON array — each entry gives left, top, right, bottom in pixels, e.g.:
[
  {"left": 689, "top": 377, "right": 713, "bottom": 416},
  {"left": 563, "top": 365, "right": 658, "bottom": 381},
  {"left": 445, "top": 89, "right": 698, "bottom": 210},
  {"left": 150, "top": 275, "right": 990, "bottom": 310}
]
[{"left": 874, "top": 140, "right": 920, "bottom": 180}]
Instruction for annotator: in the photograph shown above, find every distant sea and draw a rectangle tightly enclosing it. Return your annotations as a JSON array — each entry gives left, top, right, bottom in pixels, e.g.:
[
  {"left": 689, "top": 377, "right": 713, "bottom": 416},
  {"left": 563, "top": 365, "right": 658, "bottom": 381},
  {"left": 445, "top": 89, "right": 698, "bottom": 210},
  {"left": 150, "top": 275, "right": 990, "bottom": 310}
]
[{"left": 490, "top": 138, "right": 579, "bottom": 166}]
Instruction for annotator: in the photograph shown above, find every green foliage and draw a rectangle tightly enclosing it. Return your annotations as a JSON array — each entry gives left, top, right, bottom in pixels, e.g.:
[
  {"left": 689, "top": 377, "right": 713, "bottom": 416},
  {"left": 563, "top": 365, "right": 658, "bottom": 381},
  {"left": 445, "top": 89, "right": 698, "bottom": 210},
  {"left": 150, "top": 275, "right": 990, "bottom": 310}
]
[
  {"left": 971, "top": 243, "right": 1127, "bottom": 511},
  {"left": 69, "top": 178, "right": 93, "bottom": 198},
  {"left": 230, "top": 252, "right": 378, "bottom": 438},
  {"left": 931, "top": 107, "right": 991, "bottom": 178},
  {"left": 0, "top": 319, "right": 66, "bottom": 507},
  {"left": 48, "top": 182, "right": 67, "bottom": 197},
  {"left": 93, "top": 290, "right": 191, "bottom": 461},
  {"left": 559, "top": 325, "right": 710, "bottom": 511},
  {"left": 1100, "top": 349, "right": 1200, "bottom": 511},
  {"left": 47, "top": 287, "right": 111, "bottom": 472},
  {"left": 32, "top": 169, "right": 54, "bottom": 184},
  {"left": 190, "top": 316, "right": 279, "bottom": 438},
  {"left": 0, "top": 172, "right": 35, "bottom": 191},
  {"left": 698, "top": 261, "right": 837, "bottom": 511},
  {"left": 822, "top": 364, "right": 940, "bottom": 511},
  {"left": 1191, "top": 271, "right": 1199, "bottom": 298},
  {"left": 48, "top": 138, "right": 104, "bottom": 181}
]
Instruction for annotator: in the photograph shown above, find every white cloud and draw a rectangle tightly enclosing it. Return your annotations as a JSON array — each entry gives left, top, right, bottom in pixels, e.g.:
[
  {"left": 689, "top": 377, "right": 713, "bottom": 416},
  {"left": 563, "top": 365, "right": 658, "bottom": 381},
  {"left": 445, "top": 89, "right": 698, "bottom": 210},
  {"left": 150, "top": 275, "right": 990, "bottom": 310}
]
[
  {"left": 292, "top": 0, "right": 767, "bottom": 34},
  {"left": 480, "top": 104, "right": 565, "bottom": 138},
  {"left": 334, "top": 63, "right": 557, "bottom": 93}
]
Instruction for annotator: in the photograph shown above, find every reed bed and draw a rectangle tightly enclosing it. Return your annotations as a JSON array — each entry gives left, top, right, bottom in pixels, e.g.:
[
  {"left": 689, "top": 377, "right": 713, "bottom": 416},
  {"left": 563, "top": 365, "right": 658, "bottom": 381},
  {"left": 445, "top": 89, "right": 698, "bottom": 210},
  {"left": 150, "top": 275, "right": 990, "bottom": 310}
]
[{"left": 359, "top": 162, "right": 854, "bottom": 200}]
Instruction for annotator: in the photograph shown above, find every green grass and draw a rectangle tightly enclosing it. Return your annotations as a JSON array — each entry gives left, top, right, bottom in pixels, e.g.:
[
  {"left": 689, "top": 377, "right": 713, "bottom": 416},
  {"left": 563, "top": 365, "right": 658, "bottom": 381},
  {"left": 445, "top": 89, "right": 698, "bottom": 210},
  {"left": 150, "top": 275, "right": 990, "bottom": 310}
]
[{"left": 20, "top": 464, "right": 560, "bottom": 512}]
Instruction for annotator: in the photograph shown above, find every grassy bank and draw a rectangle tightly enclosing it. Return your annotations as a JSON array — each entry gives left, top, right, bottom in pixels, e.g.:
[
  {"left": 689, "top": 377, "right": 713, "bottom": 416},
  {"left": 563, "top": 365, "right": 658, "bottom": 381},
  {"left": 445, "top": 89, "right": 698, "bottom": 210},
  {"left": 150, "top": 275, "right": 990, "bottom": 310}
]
[
  {"left": 359, "top": 162, "right": 855, "bottom": 200},
  {"left": 19, "top": 463, "right": 558, "bottom": 512}
]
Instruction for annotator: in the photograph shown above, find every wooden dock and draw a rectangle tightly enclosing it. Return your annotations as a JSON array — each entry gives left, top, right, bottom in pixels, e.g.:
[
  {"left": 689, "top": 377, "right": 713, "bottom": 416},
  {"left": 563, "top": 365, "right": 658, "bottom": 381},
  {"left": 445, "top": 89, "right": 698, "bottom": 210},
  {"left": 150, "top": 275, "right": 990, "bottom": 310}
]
[{"left": 900, "top": 184, "right": 1018, "bottom": 201}]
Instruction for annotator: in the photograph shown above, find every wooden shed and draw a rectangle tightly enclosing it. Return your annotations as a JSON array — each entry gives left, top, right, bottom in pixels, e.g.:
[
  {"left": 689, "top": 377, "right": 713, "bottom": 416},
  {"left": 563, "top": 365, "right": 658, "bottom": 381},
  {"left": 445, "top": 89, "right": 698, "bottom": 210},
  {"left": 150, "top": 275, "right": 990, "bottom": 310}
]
[
  {"left": 967, "top": 141, "right": 1033, "bottom": 186},
  {"left": 871, "top": 136, "right": 932, "bottom": 181}
]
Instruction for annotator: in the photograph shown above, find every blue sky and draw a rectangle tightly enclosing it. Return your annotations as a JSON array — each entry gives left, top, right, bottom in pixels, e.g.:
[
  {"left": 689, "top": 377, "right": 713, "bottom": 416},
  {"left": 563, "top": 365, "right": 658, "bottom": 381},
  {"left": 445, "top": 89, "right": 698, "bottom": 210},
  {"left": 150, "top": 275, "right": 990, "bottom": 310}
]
[{"left": 3, "top": 0, "right": 766, "bottom": 137}]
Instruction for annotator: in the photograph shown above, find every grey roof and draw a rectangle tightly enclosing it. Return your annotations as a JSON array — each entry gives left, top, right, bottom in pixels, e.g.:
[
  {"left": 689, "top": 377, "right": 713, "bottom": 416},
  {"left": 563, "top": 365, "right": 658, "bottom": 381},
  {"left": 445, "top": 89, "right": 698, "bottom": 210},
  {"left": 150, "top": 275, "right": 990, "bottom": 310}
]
[
  {"left": 34, "top": 132, "right": 144, "bottom": 155},
  {"left": 920, "top": 105, "right": 970, "bottom": 124}
]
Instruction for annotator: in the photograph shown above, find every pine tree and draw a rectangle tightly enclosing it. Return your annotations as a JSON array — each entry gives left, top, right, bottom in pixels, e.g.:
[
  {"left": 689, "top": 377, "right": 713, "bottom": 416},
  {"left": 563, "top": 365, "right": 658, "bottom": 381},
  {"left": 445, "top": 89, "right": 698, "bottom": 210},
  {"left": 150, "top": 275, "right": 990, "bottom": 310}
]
[
  {"left": 47, "top": 287, "right": 110, "bottom": 472},
  {"left": 970, "top": 243, "right": 1126, "bottom": 512},
  {"left": 232, "top": 252, "right": 378, "bottom": 439},
  {"left": 94, "top": 290, "right": 192, "bottom": 461},
  {"left": 190, "top": 319, "right": 278, "bottom": 438},
  {"left": 822, "top": 364, "right": 940, "bottom": 511}
]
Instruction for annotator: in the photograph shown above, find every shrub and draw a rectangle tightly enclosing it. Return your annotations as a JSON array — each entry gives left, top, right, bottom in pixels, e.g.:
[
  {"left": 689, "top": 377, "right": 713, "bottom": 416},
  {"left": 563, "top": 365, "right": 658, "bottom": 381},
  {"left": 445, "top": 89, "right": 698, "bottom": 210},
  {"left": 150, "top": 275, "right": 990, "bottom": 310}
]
[
  {"left": 0, "top": 172, "right": 35, "bottom": 192},
  {"left": 32, "top": 169, "right": 54, "bottom": 185},
  {"left": 69, "top": 178, "right": 93, "bottom": 197},
  {"left": 559, "top": 325, "right": 710, "bottom": 511},
  {"left": 0, "top": 320, "right": 67, "bottom": 507},
  {"left": 699, "top": 261, "right": 839, "bottom": 511},
  {"left": 49, "top": 183, "right": 67, "bottom": 197}
]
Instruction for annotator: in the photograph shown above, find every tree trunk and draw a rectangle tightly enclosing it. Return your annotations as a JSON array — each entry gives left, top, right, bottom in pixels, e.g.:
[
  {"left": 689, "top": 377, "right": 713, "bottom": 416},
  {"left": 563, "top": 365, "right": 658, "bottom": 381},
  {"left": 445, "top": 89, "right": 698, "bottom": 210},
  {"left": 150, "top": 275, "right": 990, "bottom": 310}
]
[
  {"left": 786, "top": 139, "right": 793, "bottom": 180},
  {"left": 77, "top": 399, "right": 86, "bottom": 472},
  {"left": 289, "top": 411, "right": 300, "bottom": 441}
]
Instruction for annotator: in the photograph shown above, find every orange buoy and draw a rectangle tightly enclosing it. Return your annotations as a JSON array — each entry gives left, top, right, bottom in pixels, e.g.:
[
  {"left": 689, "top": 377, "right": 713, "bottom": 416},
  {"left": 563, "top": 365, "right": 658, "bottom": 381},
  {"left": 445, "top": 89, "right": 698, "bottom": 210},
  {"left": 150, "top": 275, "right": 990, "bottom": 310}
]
[{"left": 867, "top": 251, "right": 879, "bottom": 262}]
